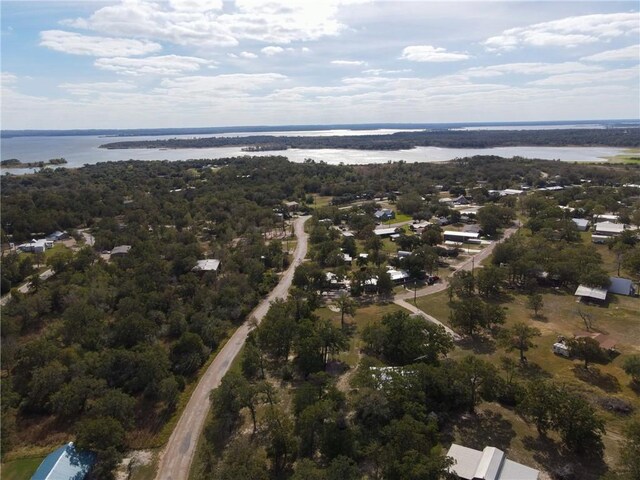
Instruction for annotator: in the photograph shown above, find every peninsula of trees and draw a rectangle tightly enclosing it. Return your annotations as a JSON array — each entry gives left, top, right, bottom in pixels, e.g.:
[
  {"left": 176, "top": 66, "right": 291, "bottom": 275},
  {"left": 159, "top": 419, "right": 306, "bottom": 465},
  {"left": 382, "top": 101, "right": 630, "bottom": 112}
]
[{"left": 100, "top": 128, "right": 640, "bottom": 150}]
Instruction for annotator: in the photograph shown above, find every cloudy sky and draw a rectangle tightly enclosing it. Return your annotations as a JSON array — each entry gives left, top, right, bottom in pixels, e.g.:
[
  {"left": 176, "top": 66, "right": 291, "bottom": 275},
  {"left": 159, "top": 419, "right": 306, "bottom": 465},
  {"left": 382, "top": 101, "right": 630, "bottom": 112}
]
[{"left": 1, "top": 0, "right": 639, "bottom": 129}]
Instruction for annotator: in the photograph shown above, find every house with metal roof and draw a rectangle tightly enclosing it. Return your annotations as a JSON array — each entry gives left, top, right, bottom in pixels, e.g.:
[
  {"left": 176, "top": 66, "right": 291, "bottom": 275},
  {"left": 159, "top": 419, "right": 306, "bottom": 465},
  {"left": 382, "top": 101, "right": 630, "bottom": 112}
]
[
  {"left": 574, "top": 285, "right": 608, "bottom": 302},
  {"left": 111, "top": 245, "right": 132, "bottom": 256},
  {"left": 191, "top": 259, "right": 221, "bottom": 272},
  {"left": 374, "top": 208, "right": 395, "bottom": 221},
  {"left": 31, "top": 442, "right": 95, "bottom": 480},
  {"left": 443, "top": 231, "right": 480, "bottom": 243},
  {"left": 608, "top": 277, "right": 635, "bottom": 296},
  {"left": 446, "top": 444, "right": 539, "bottom": 480},
  {"left": 571, "top": 218, "right": 589, "bottom": 231},
  {"left": 594, "top": 221, "right": 625, "bottom": 236}
]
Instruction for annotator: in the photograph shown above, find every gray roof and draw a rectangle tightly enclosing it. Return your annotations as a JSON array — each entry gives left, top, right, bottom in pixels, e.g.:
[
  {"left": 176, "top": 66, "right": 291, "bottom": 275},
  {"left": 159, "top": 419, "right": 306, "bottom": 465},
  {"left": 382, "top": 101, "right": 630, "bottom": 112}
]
[
  {"left": 447, "top": 444, "right": 539, "bottom": 480},
  {"left": 31, "top": 442, "right": 95, "bottom": 480},
  {"left": 192, "top": 259, "right": 220, "bottom": 272},
  {"left": 111, "top": 245, "right": 132, "bottom": 255},
  {"left": 608, "top": 277, "right": 634, "bottom": 296},
  {"left": 575, "top": 285, "right": 607, "bottom": 301},
  {"left": 571, "top": 218, "right": 589, "bottom": 228}
]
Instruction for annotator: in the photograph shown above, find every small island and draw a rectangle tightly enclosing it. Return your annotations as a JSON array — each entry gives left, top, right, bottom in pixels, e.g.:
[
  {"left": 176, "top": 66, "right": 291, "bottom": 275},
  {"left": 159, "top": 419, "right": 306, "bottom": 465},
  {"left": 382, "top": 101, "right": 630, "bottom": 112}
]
[{"left": 1, "top": 157, "right": 67, "bottom": 168}]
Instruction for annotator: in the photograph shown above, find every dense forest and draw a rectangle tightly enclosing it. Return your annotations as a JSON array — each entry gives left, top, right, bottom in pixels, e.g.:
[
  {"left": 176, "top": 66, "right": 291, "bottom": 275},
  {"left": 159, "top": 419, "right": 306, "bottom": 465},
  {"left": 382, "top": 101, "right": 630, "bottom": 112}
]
[
  {"left": 100, "top": 128, "right": 640, "bottom": 150},
  {"left": 2, "top": 155, "right": 640, "bottom": 478}
]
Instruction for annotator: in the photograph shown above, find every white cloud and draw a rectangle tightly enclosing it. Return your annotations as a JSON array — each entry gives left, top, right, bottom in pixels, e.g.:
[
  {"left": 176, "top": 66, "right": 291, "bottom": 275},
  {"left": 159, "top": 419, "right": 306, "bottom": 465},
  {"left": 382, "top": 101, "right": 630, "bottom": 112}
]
[
  {"left": 168, "top": 0, "right": 223, "bottom": 12},
  {"left": 484, "top": 12, "right": 640, "bottom": 51},
  {"left": 239, "top": 51, "right": 257, "bottom": 59},
  {"left": 61, "top": 0, "right": 361, "bottom": 48},
  {"left": 40, "top": 30, "right": 161, "bottom": 57},
  {"left": 1, "top": 72, "right": 18, "bottom": 85},
  {"left": 331, "top": 60, "right": 367, "bottom": 66},
  {"left": 400, "top": 45, "right": 470, "bottom": 62},
  {"left": 528, "top": 67, "right": 638, "bottom": 86},
  {"left": 362, "top": 69, "right": 412, "bottom": 76},
  {"left": 464, "top": 62, "right": 602, "bottom": 78},
  {"left": 261, "top": 46, "right": 285, "bottom": 56},
  {"left": 95, "top": 55, "right": 212, "bottom": 76},
  {"left": 158, "top": 73, "right": 288, "bottom": 97},
  {"left": 581, "top": 44, "right": 640, "bottom": 62},
  {"left": 58, "top": 80, "right": 137, "bottom": 95}
]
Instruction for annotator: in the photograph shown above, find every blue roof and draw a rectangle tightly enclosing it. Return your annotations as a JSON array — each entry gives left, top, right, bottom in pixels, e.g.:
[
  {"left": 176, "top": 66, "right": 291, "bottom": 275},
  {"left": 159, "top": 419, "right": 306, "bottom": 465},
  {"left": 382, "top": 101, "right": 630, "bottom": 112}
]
[
  {"left": 608, "top": 277, "right": 635, "bottom": 296},
  {"left": 31, "top": 443, "right": 95, "bottom": 480}
]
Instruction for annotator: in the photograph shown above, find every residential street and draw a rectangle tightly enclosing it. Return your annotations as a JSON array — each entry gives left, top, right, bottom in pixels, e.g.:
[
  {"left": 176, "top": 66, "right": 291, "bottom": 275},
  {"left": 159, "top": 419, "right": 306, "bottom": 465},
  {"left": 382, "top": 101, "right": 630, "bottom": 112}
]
[
  {"left": 154, "top": 216, "right": 310, "bottom": 480},
  {"left": 394, "top": 223, "right": 520, "bottom": 335}
]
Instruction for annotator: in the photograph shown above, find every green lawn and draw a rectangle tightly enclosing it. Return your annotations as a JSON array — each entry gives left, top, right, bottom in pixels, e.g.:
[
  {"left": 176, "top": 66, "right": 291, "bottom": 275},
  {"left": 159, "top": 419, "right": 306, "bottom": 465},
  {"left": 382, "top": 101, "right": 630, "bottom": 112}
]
[
  {"left": 1, "top": 457, "right": 44, "bottom": 480},
  {"left": 605, "top": 148, "right": 640, "bottom": 164}
]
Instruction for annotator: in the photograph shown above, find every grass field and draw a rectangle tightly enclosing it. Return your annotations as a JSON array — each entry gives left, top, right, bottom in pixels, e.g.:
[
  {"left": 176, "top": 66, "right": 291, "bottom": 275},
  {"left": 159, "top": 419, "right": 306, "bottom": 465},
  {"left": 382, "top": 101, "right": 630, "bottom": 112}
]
[
  {"left": 1, "top": 456, "right": 44, "bottom": 480},
  {"left": 606, "top": 148, "right": 640, "bottom": 164}
]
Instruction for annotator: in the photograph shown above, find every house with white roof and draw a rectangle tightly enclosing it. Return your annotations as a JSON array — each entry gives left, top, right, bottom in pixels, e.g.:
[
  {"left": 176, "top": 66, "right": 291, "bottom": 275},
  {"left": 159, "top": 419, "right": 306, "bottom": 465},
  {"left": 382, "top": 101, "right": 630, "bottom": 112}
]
[
  {"left": 446, "top": 444, "right": 539, "bottom": 480},
  {"left": 192, "top": 259, "right": 221, "bottom": 272},
  {"left": 443, "top": 231, "right": 480, "bottom": 243},
  {"left": 594, "top": 222, "right": 625, "bottom": 236},
  {"left": 571, "top": 218, "right": 589, "bottom": 231}
]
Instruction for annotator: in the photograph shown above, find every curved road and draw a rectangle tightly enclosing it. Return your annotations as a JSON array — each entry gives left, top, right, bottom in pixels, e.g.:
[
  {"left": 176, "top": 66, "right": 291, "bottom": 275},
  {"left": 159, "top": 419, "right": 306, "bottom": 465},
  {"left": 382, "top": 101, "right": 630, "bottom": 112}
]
[
  {"left": 393, "top": 223, "right": 520, "bottom": 337},
  {"left": 154, "top": 216, "right": 310, "bottom": 480}
]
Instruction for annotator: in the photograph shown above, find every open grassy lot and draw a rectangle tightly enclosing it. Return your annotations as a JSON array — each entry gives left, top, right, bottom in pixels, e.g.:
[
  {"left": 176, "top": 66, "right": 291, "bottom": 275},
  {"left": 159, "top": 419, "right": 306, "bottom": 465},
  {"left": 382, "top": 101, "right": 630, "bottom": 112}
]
[
  {"left": 317, "top": 301, "right": 403, "bottom": 368},
  {"left": 606, "top": 148, "right": 640, "bottom": 164},
  {"left": 0, "top": 456, "right": 44, "bottom": 480}
]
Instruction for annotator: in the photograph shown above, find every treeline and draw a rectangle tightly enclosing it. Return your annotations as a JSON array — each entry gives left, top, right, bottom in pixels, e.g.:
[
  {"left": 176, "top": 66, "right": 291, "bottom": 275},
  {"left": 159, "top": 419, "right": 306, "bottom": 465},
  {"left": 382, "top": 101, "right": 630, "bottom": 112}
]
[{"left": 100, "top": 128, "right": 640, "bottom": 150}]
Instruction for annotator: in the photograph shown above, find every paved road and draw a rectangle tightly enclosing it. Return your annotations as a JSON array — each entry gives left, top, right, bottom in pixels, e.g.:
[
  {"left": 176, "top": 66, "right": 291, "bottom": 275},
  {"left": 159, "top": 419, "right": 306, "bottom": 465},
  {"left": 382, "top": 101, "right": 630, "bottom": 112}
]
[
  {"left": 393, "top": 223, "right": 520, "bottom": 335},
  {"left": 154, "top": 216, "right": 310, "bottom": 480},
  {"left": 0, "top": 268, "right": 54, "bottom": 307}
]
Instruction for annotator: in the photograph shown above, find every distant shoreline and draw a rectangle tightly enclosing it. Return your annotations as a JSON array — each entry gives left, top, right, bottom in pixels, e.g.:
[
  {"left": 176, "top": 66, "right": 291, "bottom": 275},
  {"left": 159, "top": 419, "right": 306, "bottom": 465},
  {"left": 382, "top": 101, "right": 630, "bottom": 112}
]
[
  {"left": 1, "top": 158, "right": 67, "bottom": 168},
  {"left": 3, "top": 119, "right": 639, "bottom": 139}
]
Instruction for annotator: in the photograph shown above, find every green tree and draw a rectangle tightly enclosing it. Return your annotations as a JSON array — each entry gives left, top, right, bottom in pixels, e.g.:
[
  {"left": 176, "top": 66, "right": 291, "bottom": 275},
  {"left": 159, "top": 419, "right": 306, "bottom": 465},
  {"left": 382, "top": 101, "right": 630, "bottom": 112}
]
[
  {"left": 449, "top": 296, "right": 484, "bottom": 336},
  {"left": 456, "top": 355, "right": 498, "bottom": 413},
  {"left": 334, "top": 292, "right": 357, "bottom": 330},
  {"left": 500, "top": 322, "right": 541, "bottom": 363},
  {"left": 518, "top": 379, "right": 560, "bottom": 435},
  {"left": 476, "top": 265, "right": 505, "bottom": 298},
  {"left": 623, "top": 355, "right": 640, "bottom": 384},
  {"left": 569, "top": 336, "right": 605, "bottom": 370},
  {"left": 214, "top": 437, "right": 269, "bottom": 480},
  {"left": 171, "top": 332, "right": 210, "bottom": 376},
  {"left": 555, "top": 391, "right": 605, "bottom": 455},
  {"left": 526, "top": 293, "right": 544, "bottom": 318},
  {"left": 263, "top": 406, "right": 297, "bottom": 476},
  {"left": 326, "top": 455, "right": 360, "bottom": 480},
  {"left": 619, "top": 419, "right": 640, "bottom": 480}
]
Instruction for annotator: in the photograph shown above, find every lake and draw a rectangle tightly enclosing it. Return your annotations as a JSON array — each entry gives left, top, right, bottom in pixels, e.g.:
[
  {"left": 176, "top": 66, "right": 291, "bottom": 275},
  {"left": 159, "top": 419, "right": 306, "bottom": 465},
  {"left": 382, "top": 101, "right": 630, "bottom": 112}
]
[{"left": 1, "top": 128, "right": 623, "bottom": 174}]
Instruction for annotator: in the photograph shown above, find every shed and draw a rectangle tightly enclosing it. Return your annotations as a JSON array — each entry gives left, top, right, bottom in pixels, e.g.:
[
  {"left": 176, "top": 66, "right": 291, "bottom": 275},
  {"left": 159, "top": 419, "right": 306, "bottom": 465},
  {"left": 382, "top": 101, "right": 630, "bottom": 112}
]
[
  {"left": 111, "top": 245, "right": 132, "bottom": 256},
  {"left": 608, "top": 277, "right": 635, "bottom": 296},
  {"left": 571, "top": 218, "right": 589, "bottom": 231},
  {"left": 574, "top": 285, "right": 607, "bottom": 302},
  {"left": 443, "top": 231, "right": 480, "bottom": 243},
  {"left": 591, "top": 234, "right": 609, "bottom": 244},
  {"left": 31, "top": 442, "right": 95, "bottom": 480},
  {"left": 192, "top": 259, "right": 221, "bottom": 272},
  {"left": 46, "top": 230, "right": 69, "bottom": 241},
  {"left": 373, "top": 228, "right": 397, "bottom": 238},
  {"left": 446, "top": 443, "right": 539, "bottom": 480}
]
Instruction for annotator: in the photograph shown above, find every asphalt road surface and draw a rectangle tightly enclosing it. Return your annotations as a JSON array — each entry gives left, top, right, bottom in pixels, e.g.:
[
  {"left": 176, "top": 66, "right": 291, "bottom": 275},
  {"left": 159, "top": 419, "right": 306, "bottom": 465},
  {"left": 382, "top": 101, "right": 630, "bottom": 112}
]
[
  {"left": 0, "top": 268, "right": 54, "bottom": 307},
  {"left": 154, "top": 216, "right": 310, "bottom": 480}
]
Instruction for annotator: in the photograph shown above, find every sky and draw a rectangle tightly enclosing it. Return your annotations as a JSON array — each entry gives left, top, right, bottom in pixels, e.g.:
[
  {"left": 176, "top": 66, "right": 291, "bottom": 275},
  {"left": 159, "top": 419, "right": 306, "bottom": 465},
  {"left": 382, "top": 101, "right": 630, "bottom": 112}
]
[{"left": 1, "top": 0, "right": 639, "bottom": 129}]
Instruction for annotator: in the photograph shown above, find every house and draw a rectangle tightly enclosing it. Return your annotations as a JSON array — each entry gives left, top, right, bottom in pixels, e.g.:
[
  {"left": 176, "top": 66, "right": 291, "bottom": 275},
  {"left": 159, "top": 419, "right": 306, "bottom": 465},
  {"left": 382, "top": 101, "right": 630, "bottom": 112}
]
[
  {"left": 18, "top": 239, "right": 52, "bottom": 253},
  {"left": 443, "top": 231, "right": 480, "bottom": 243},
  {"left": 594, "top": 221, "right": 625, "bottom": 236},
  {"left": 409, "top": 221, "right": 431, "bottom": 233},
  {"left": 571, "top": 218, "right": 590, "bottom": 231},
  {"left": 374, "top": 209, "right": 395, "bottom": 221},
  {"left": 446, "top": 444, "right": 539, "bottom": 480},
  {"left": 591, "top": 234, "right": 609, "bottom": 244},
  {"left": 192, "top": 259, "right": 221, "bottom": 273},
  {"left": 397, "top": 250, "right": 411, "bottom": 258},
  {"left": 463, "top": 224, "right": 482, "bottom": 234},
  {"left": 111, "top": 245, "right": 132, "bottom": 256},
  {"left": 283, "top": 200, "right": 299, "bottom": 211},
  {"left": 608, "top": 277, "right": 635, "bottom": 296},
  {"left": 452, "top": 195, "right": 470, "bottom": 205},
  {"left": 341, "top": 230, "right": 355, "bottom": 238},
  {"left": 31, "top": 442, "right": 95, "bottom": 480},
  {"left": 325, "top": 272, "right": 348, "bottom": 290},
  {"left": 341, "top": 252, "right": 353, "bottom": 264},
  {"left": 386, "top": 267, "right": 410, "bottom": 284},
  {"left": 46, "top": 230, "right": 69, "bottom": 241},
  {"left": 574, "top": 284, "right": 608, "bottom": 302},
  {"left": 373, "top": 227, "right": 398, "bottom": 238},
  {"left": 594, "top": 214, "right": 620, "bottom": 223}
]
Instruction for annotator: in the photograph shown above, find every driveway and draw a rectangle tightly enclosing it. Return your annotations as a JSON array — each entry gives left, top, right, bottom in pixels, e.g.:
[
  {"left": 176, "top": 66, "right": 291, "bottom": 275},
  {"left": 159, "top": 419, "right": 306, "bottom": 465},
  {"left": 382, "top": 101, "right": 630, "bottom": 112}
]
[{"left": 154, "top": 215, "right": 310, "bottom": 480}]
